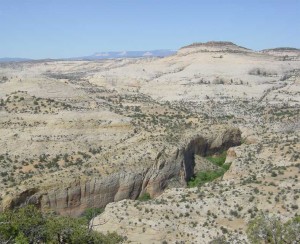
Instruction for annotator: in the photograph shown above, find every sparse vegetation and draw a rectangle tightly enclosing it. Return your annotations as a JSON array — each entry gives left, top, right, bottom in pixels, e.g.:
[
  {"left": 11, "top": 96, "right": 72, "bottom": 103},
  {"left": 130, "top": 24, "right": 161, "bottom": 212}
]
[
  {"left": 248, "top": 68, "right": 277, "bottom": 77},
  {"left": 0, "top": 42, "right": 299, "bottom": 243},
  {"left": 246, "top": 213, "right": 300, "bottom": 244}
]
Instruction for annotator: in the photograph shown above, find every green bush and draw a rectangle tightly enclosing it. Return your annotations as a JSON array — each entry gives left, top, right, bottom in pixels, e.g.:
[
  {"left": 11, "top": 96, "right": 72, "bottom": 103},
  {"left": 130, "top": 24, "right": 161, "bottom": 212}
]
[
  {"left": 188, "top": 151, "right": 230, "bottom": 187},
  {"left": 82, "top": 207, "right": 104, "bottom": 222},
  {"left": 0, "top": 205, "right": 123, "bottom": 244},
  {"left": 188, "top": 169, "right": 226, "bottom": 187},
  {"left": 138, "top": 192, "right": 151, "bottom": 201},
  {"left": 206, "top": 151, "right": 227, "bottom": 167}
]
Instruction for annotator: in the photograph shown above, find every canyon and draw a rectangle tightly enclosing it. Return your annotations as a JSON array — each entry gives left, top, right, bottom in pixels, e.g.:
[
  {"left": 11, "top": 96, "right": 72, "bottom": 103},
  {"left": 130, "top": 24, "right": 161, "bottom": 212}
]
[{"left": 0, "top": 41, "right": 299, "bottom": 243}]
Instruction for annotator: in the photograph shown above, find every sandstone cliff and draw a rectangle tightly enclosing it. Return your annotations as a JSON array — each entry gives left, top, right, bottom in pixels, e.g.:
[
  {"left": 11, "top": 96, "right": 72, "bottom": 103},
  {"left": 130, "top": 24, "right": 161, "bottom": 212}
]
[{"left": 7, "top": 127, "right": 241, "bottom": 216}]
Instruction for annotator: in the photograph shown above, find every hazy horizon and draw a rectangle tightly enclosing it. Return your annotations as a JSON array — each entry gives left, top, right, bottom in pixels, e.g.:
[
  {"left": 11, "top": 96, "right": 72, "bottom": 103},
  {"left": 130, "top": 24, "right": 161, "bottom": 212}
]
[{"left": 1, "top": 0, "right": 300, "bottom": 59}]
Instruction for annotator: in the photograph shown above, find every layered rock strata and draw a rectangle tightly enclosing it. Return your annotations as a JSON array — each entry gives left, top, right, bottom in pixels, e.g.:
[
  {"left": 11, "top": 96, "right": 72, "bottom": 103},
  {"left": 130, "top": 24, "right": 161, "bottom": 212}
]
[{"left": 7, "top": 127, "right": 241, "bottom": 216}]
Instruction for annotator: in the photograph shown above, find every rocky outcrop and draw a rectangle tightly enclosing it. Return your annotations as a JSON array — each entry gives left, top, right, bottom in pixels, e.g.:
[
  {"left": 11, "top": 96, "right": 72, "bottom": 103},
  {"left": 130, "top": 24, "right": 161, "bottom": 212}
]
[
  {"left": 11, "top": 170, "right": 147, "bottom": 216},
  {"left": 179, "top": 41, "right": 252, "bottom": 54},
  {"left": 7, "top": 127, "right": 241, "bottom": 216},
  {"left": 7, "top": 188, "right": 40, "bottom": 209},
  {"left": 140, "top": 127, "right": 241, "bottom": 197},
  {"left": 261, "top": 47, "right": 300, "bottom": 57}
]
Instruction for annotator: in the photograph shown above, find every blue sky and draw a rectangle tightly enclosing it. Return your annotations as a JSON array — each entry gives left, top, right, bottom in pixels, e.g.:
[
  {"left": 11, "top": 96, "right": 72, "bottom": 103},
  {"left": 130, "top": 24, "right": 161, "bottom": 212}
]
[{"left": 1, "top": 0, "right": 299, "bottom": 59}]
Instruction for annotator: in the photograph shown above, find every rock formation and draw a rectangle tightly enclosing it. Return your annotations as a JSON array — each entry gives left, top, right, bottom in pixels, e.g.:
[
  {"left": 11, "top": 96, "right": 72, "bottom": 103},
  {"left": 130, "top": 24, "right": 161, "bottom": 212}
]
[{"left": 6, "top": 127, "right": 241, "bottom": 216}]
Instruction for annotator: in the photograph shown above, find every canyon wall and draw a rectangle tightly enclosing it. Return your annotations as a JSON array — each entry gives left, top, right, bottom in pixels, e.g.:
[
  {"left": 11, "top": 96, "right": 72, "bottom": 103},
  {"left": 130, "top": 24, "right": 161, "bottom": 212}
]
[{"left": 7, "top": 127, "right": 241, "bottom": 216}]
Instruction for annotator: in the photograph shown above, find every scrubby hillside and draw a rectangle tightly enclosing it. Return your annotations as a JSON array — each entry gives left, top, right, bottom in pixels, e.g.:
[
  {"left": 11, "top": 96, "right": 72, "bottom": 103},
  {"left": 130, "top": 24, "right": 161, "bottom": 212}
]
[{"left": 0, "top": 41, "right": 299, "bottom": 243}]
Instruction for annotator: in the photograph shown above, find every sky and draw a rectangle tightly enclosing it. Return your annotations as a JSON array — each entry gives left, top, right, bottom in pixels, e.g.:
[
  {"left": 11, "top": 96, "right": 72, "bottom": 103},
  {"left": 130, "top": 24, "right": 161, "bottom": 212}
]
[{"left": 0, "top": 0, "right": 299, "bottom": 59}]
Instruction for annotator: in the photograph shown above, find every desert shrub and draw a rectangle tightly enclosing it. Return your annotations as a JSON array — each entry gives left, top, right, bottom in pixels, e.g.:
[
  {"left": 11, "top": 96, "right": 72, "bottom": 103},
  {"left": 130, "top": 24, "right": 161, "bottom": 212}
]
[
  {"left": 138, "top": 192, "right": 151, "bottom": 201},
  {"left": 212, "top": 78, "right": 225, "bottom": 84},
  {"left": 0, "top": 205, "right": 123, "bottom": 243},
  {"left": 188, "top": 169, "right": 226, "bottom": 187},
  {"left": 280, "top": 74, "right": 292, "bottom": 81},
  {"left": 210, "top": 214, "right": 300, "bottom": 244},
  {"left": 248, "top": 68, "right": 277, "bottom": 77},
  {"left": 209, "top": 236, "right": 228, "bottom": 243},
  {"left": 246, "top": 213, "right": 300, "bottom": 244},
  {"left": 82, "top": 207, "right": 104, "bottom": 221},
  {"left": 206, "top": 151, "right": 227, "bottom": 167}
]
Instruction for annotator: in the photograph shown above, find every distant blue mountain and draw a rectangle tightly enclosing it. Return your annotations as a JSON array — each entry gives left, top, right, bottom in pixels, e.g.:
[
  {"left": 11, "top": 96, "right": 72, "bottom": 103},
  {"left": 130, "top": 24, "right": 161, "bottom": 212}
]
[
  {"left": 0, "top": 50, "right": 176, "bottom": 63},
  {"left": 73, "top": 49, "right": 176, "bottom": 60},
  {"left": 0, "top": 57, "right": 32, "bottom": 63}
]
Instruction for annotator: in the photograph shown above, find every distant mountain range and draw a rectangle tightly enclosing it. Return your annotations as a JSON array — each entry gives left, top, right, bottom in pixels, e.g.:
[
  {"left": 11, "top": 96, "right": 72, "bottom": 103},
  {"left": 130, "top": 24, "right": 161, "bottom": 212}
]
[
  {"left": 74, "top": 50, "right": 177, "bottom": 60},
  {"left": 1, "top": 44, "right": 299, "bottom": 63},
  {"left": 0, "top": 49, "right": 176, "bottom": 63},
  {"left": 0, "top": 57, "right": 32, "bottom": 63}
]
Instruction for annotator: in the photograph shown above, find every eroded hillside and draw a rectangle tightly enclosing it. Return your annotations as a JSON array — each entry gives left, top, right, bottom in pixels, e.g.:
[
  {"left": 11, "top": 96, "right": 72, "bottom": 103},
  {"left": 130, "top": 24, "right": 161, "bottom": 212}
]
[{"left": 0, "top": 42, "right": 299, "bottom": 243}]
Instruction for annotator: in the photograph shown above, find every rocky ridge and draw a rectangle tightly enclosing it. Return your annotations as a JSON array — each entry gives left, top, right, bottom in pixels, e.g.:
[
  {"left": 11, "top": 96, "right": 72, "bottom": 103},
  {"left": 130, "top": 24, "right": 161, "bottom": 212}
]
[{"left": 178, "top": 41, "right": 252, "bottom": 55}]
